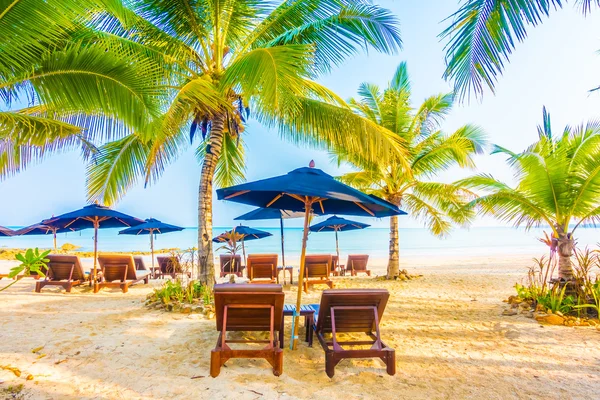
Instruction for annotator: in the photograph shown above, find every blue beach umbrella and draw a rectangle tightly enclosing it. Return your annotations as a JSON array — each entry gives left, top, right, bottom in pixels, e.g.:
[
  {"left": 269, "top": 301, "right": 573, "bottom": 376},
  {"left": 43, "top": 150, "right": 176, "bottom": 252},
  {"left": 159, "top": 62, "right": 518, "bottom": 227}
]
[
  {"left": 0, "top": 226, "right": 14, "bottom": 237},
  {"left": 235, "top": 208, "right": 304, "bottom": 268},
  {"left": 309, "top": 216, "right": 371, "bottom": 273},
  {"left": 213, "top": 225, "right": 272, "bottom": 265},
  {"left": 119, "top": 218, "right": 184, "bottom": 273},
  {"left": 42, "top": 203, "right": 144, "bottom": 282},
  {"left": 15, "top": 223, "right": 81, "bottom": 250},
  {"left": 217, "top": 162, "right": 405, "bottom": 350}
]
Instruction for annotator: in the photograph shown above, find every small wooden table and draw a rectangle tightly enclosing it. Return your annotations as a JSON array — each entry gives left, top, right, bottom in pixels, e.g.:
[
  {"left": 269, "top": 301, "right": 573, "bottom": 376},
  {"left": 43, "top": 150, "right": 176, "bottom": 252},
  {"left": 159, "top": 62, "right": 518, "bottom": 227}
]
[
  {"left": 277, "top": 266, "right": 294, "bottom": 284},
  {"left": 280, "top": 304, "right": 315, "bottom": 347}
]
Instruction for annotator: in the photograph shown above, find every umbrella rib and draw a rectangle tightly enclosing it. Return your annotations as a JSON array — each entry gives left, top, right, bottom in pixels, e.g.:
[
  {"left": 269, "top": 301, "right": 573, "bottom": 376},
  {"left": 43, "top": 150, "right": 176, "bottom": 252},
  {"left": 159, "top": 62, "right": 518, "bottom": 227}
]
[
  {"left": 354, "top": 202, "right": 375, "bottom": 216},
  {"left": 319, "top": 201, "right": 325, "bottom": 214},
  {"left": 225, "top": 190, "right": 250, "bottom": 200},
  {"left": 266, "top": 194, "right": 283, "bottom": 207},
  {"left": 286, "top": 193, "right": 306, "bottom": 203}
]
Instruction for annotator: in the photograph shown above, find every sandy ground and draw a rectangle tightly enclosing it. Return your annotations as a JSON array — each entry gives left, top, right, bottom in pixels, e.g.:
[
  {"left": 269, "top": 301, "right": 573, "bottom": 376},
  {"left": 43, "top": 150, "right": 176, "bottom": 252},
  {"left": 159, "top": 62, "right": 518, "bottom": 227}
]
[{"left": 1, "top": 254, "right": 599, "bottom": 400}]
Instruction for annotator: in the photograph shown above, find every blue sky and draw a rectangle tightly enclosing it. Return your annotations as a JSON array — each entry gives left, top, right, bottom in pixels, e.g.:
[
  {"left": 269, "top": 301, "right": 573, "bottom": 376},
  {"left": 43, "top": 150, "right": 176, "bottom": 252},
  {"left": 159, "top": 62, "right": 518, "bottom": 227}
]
[{"left": 2, "top": 1, "right": 600, "bottom": 230}]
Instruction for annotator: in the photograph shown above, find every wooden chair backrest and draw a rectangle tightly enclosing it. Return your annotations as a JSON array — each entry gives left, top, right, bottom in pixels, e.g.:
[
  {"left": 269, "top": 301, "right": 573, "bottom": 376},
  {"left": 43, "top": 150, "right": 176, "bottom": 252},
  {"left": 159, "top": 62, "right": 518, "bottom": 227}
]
[
  {"left": 219, "top": 254, "right": 243, "bottom": 274},
  {"left": 247, "top": 254, "right": 278, "bottom": 280},
  {"left": 305, "top": 255, "right": 332, "bottom": 278},
  {"left": 98, "top": 255, "right": 138, "bottom": 281},
  {"left": 214, "top": 284, "right": 284, "bottom": 332},
  {"left": 315, "top": 289, "right": 389, "bottom": 334},
  {"left": 134, "top": 256, "right": 147, "bottom": 271},
  {"left": 46, "top": 255, "right": 86, "bottom": 281},
  {"left": 346, "top": 255, "right": 369, "bottom": 271},
  {"left": 157, "top": 255, "right": 182, "bottom": 273}
]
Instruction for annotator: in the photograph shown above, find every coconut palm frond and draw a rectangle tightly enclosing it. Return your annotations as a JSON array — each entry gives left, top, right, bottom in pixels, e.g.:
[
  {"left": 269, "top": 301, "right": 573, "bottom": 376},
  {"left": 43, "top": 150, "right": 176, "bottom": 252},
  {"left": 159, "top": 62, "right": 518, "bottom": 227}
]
[{"left": 440, "top": 0, "right": 563, "bottom": 100}]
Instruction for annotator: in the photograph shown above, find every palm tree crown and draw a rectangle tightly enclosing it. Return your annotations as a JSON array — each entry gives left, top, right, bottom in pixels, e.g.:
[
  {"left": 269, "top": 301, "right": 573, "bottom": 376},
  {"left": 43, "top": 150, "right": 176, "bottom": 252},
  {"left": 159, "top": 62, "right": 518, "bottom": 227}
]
[
  {"left": 335, "top": 62, "right": 486, "bottom": 278},
  {"left": 460, "top": 108, "right": 600, "bottom": 279},
  {"left": 81, "top": 0, "right": 404, "bottom": 284}
]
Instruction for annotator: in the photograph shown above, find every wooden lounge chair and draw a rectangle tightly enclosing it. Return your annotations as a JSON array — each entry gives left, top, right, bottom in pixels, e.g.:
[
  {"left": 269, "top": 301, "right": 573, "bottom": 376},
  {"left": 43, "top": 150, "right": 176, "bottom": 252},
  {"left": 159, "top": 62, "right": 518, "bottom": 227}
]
[
  {"left": 344, "top": 255, "right": 370, "bottom": 276},
  {"left": 210, "top": 284, "right": 284, "bottom": 377},
  {"left": 35, "top": 255, "right": 86, "bottom": 293},
  {"left": 95, "top": 255, "right": 150, "bottom": 293},
  {"left": 219, "top": 254, "right": 244, "bottom": 278},
  {"left": 156, "top": 255, "right": 190, "bottom": 279},
  {"left": 303, "top": 255, "right": 334, "bottom": 293},
  {"left": 313, "top": 289, "right": 395, "bottom": 377},
  {"left": 134, "top": 256, "right": 157, "bottom": 277},
  {"left": 247, "top": 254, "right": 278, "bottom": 283}
]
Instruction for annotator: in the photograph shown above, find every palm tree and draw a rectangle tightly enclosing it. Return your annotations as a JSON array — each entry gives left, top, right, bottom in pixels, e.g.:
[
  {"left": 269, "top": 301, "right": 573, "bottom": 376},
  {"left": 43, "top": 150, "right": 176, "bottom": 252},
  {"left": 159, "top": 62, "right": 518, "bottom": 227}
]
[
  {"left": 440, "top": 0, "right": 600, "bottom": 99},
  {"left": 334, "top": 62, "right": 486, "bottom": 279},
  {"left": 0, "top": 1, "right": 162, "bottom": 177},
  {"left": 459, "top": 108, "right": 600, "bottom": 280},
  {"left": 84, "top": 0, "right": 405, "bottom": 285}
]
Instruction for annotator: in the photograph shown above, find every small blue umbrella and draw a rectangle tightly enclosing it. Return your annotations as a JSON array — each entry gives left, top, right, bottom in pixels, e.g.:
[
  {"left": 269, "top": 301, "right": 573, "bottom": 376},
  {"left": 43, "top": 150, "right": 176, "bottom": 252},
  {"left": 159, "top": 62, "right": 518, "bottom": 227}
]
[
  {"left": 217, "top": 162, "right": 405, "bottom": 350},
  {"left": 42, "top": 203, "right": 144, "bottom": 282},
  {"left": 235, "top": 208, "right": 304, "bottom": 268},
  {"left": 119, "top": 218, "right": 184, "bottom": 272},
  {"left": 0, "top": 226, "right": 14, "bottom": 237},
  {"left": 15, "top": 223, "right": 81, "bottom": 250},
  {"left": 309, "top": 216, "right": 371, "bottom": 273},
  {"left": 213, "top": 225, "right": 272, "bottom": 266}
]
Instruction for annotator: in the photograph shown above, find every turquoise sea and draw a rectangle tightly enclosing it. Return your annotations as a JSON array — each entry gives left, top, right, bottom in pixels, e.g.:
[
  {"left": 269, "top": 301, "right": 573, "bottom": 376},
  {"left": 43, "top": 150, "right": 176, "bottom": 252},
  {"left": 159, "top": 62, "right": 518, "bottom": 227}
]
[{"left": 1, "top": 226, "right": 599, "bottom": 258}]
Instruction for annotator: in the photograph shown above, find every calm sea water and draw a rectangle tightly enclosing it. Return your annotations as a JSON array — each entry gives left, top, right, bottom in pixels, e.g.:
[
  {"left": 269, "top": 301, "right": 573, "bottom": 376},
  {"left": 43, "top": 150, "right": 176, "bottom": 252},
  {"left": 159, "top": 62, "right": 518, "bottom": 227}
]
[{"left": 1, "top": 226, "right": 599, "bottom": 258}]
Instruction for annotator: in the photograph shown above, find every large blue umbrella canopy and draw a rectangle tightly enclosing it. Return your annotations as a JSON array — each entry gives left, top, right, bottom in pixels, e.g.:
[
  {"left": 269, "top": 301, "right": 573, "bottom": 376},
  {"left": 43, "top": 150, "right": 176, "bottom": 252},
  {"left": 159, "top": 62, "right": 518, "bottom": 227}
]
[
  {"left": 217, "top": 163, "right": 405, "bottom": 350},
  {"left": 309, "top": 216, "right": 371, "bottom": 274},
  {"left": 0, "top": 226, "right": 14, "bottom": 237},
  {"left": 15, "top": 223, "right": 81, "bottom": 250},
  {"left": 42, "top": 203, "right": 144, "bottom": 282},
  {"left": 235, "top": 208, "right": 304, "bottom": 268},
  {"left": 119, "top": 218, "right": 184, "bottom": 272}
]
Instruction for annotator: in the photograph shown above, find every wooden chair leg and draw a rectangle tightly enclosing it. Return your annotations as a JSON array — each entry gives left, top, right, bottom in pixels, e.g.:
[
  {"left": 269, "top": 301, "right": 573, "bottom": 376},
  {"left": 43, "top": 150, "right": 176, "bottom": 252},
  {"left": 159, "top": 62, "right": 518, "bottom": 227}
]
[
  {"left": 273, "top": 349, "right": 283, "bottom": 376},
  {"left": 210, "top": 350, "right": 221, "bottom": 377},
  {"left": 66, "top": 283, "right": 72, "bottom": 293},
  {"left": 385, "top": 348, "right": 396, "bottom": 375},
  {"left": 144, "top": 276, "right": 149, "bottom": 284},
  {"left": 35, "top": 281, "right": 43, "bottom": 293},
  {"left": 121, "top": 283, "right": 129, "bottom": 293},
  {"left": 325, "top": 352, "right": 336, "bottom": 378}
]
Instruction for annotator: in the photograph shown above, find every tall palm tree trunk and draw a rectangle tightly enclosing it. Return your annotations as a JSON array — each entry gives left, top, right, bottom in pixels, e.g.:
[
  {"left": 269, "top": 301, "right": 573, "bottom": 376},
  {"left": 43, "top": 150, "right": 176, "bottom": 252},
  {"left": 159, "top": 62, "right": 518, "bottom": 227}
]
[
  {"left": 198, "top": 113, "right": 226, "bottom": 286},
  {"left": 387, "top": 215, "right": 400, "bottom": 279},
  {"left": 556, "top": 228, "right": 574, "bottom": 281}
]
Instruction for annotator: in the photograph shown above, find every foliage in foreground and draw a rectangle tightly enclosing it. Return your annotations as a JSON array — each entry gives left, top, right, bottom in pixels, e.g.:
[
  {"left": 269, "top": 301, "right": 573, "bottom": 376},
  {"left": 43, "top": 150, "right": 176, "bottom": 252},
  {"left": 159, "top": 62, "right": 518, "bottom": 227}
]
[
  {"left": 513, "top": 246, "right": 600, "bottom": 319},
  {"left": 147, "top": 279, "right": 213, "bottom": 308},
  {"left": 0, "top": 249, "right": 50, "bottom": 292}
]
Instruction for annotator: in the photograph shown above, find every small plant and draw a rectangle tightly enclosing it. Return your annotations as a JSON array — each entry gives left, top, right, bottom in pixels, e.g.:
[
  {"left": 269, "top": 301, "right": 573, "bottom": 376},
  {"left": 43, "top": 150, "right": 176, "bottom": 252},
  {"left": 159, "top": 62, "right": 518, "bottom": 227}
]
[
  {"left": 574, "top": 279, "right": 600, "bottom": 318},
  {"left": 537, "top": 283, "right": 575, "bottom": 314},
  {"left": 147, "top": 279, "right": 212, "bottom": 310},
  {"left": 215, "top": 229, "right": 244, "bottom": 278},
  {"left": 0, "top": 248, "right": 50, "bottom": 292}
]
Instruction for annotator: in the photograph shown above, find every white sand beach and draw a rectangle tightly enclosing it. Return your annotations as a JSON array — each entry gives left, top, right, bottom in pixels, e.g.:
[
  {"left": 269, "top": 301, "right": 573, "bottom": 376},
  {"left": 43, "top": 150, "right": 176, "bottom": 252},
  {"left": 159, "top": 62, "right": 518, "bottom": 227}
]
[{"left": 1, "top": 254, "right": 599, "bottom": 400}]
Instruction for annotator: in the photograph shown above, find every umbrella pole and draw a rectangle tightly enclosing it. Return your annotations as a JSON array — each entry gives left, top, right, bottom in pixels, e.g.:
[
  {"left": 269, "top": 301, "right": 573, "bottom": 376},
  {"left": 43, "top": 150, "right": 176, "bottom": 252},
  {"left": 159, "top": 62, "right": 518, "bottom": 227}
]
[
  {"left": 53, "top": 230, "right": 57, "bottom": 251},
  {"left": 280, "top": 217, "right": 285, "bottom": 268},
  {"left": 335, "top": 228, "right": 340, "bottom": 275},
  {"left": 242, "top": 238, "right": 247, "bottom": 268},
  {"left": 93, "top": 218, "right": 99, "bottom": 284},
  {"left": 150, "top": 231, "right": 155, "bottom": 278},
  {"left": 292, "top": 198, "right": 312, "bottom": 350}
]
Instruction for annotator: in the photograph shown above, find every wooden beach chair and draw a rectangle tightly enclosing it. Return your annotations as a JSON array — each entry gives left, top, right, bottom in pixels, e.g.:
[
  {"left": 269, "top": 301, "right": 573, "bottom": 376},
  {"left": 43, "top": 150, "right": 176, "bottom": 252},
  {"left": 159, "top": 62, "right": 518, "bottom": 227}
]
[
  {"left": 156, "top": 255, "right": 190, "bottom": 279},
  {"left": 95, "top": 255, "right": 150, "bottom": 293},
  {"left": 219, "top": 254, "right": 244, "bottom": 278},
  {"left": 303, "top": 255, "right": 334, "bottom": 293},
  {"left": 247, "top": 254, "right": 278, "bottom": 283},
  {"left": 343, "top": 255, "right": 370, "bottom": 276},
  {"left": 35, "top": 255, "right": 86, "bottom": 293},
  {"left": 134, "top": 256, "right": 157, "bottom": 278},
  {"left": 210, "top": 284, "right": 285, "bottom": 377},
  {"left": 313, "top": 289, "right": 395, "bottom": 377}
]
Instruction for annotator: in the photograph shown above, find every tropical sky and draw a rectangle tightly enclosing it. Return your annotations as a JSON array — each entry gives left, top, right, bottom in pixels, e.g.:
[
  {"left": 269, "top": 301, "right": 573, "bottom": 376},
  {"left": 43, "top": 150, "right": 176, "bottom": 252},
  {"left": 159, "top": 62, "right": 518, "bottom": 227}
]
[{"left": 2, "top": 1, "right": 600, "bottom": 229}]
